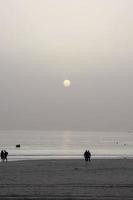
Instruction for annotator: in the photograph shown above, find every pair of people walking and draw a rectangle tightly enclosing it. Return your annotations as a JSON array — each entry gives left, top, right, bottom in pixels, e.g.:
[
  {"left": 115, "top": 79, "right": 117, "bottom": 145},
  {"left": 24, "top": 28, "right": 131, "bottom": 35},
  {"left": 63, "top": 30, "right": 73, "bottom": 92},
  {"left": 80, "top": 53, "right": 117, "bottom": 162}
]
[
  {"left": 1, "top": 150, "right": 8, "bottom": 162},
  {"left": 84, "top": 150, "right": 91, "bottom": 162}
]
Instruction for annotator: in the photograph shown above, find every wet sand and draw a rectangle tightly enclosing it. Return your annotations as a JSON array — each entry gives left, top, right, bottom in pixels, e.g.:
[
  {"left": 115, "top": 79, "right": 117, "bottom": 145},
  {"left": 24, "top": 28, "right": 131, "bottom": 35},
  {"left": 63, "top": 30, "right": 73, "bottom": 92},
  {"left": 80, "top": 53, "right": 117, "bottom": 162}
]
[{"left": 0, "top": 159, "right": 133, "bottom": 199}]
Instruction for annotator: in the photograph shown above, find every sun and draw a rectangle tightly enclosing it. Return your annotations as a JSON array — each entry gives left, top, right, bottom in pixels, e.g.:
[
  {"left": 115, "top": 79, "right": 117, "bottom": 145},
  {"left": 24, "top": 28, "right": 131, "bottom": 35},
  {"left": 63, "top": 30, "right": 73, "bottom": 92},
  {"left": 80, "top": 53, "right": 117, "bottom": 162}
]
[{"left": 63, "top": 80, "right": 71, "bottom": 87}]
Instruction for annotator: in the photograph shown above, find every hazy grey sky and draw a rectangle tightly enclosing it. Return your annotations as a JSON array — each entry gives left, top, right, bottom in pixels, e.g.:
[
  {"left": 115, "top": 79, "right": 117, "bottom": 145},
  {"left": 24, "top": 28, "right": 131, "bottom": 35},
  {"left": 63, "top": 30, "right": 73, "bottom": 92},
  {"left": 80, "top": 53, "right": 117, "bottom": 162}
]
[{"left": 0, "top": 0, "right": 133, "bottom": 131}]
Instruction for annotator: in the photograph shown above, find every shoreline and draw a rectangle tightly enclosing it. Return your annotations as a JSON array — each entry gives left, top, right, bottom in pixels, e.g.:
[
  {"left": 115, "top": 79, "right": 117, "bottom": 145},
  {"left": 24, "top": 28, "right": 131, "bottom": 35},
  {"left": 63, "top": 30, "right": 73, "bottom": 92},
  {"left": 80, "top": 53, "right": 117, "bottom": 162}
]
[{"left": 6, "top": 154, "right": 133, "bottom": 162}]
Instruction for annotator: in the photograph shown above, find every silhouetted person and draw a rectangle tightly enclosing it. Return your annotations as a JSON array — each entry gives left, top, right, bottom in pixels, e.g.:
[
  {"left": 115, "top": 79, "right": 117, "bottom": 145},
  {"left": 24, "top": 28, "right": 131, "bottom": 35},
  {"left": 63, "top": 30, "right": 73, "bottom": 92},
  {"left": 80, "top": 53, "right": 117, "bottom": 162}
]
[
  {"left": 1, "top": 150, "right": 4, "bottom": 162},
  {"left": 87, "top": 150, "right": 91, "bottom": 162},
  {"left": 4, "top": 150, "right": 8, "bottom": 162}
]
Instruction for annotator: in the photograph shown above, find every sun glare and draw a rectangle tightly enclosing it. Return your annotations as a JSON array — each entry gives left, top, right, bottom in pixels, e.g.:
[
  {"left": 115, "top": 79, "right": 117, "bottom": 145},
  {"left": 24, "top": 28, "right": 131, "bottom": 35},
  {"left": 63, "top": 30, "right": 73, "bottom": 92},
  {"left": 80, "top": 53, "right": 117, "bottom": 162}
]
[{"left": 63, "top": 80, "right": 71, "bottom": 87}]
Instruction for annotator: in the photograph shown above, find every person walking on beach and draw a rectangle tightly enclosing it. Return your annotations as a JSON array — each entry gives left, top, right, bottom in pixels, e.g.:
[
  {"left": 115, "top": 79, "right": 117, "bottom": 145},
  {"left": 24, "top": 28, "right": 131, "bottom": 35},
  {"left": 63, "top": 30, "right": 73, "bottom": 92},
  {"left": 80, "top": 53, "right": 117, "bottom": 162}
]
[
  {"left": 87, "top": 150, "right": 91, "bottom": 162},
  {"left": 4, "top": 150, "right": 8, "bottom": 162},
  {"left": 1, "top": 150, "right": 4, "bottom": 162}
]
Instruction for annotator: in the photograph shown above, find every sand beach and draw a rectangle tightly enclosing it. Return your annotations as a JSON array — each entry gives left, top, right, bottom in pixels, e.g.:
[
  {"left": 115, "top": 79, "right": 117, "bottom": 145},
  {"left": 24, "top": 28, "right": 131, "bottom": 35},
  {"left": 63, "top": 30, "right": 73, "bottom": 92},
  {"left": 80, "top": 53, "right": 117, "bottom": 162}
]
[{"left": 0, "top": 159, "right": 133, "bottom": 199}]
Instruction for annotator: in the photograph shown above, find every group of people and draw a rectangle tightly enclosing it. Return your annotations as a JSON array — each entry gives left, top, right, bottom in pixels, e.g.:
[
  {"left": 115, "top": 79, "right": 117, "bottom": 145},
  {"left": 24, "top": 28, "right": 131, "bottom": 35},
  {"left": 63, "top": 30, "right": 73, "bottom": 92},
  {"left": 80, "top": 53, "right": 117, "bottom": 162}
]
[
  {"left": 84, "top": 150, "right": 91, "bottom": 162},
  {"left": 1, "top": 150, "right": 8, "bottom": 162}
]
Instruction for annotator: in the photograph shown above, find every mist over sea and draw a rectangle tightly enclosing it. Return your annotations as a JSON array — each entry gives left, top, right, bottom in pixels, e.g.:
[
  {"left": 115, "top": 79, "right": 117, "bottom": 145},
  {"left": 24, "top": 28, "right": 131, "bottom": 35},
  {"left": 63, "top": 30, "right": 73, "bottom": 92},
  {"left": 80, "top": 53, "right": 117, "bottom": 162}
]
[{"left": 0, "top": 131, "right": 133, "bottom": 161}]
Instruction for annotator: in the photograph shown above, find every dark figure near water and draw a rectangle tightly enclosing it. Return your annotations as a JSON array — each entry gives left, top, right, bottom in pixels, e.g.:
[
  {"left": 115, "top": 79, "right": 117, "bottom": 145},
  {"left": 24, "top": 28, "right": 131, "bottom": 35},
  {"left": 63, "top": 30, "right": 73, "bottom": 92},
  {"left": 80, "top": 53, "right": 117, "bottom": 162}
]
[
  {"left": 1, "top": 150, "right": 8, "bottom": 162},
  {"left": 1, "top": 150, "right": 4, "bottom": 161},
  {"left": 4, "top": 150, "right": 8, "bottom": 162},
  {"left": 84, "top": 150, "right": 91, "bottom": 162}
]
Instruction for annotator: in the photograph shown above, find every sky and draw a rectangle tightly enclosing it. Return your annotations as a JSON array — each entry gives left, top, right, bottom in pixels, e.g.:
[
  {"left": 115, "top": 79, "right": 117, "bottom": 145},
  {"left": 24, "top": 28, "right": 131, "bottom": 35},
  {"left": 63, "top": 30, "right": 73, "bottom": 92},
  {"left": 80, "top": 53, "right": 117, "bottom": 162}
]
[{"left": 0, "top": 0, "right": 133, "bottom": 131}]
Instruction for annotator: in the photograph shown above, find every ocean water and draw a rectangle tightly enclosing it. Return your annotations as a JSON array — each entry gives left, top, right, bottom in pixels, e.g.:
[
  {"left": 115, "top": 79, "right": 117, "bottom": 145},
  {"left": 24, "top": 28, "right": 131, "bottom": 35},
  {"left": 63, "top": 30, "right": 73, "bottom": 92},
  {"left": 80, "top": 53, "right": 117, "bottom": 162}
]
[{"left": 0, "top": 131, "right": 133, "bottom": 161}]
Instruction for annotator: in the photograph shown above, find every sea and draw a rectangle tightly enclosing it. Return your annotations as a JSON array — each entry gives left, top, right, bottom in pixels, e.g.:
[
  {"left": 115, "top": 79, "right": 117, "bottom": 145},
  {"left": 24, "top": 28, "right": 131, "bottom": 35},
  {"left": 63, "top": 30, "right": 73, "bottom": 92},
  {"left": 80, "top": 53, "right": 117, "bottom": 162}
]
[{"left": 0, "top": 130, "right": 133, "bottom": 161}]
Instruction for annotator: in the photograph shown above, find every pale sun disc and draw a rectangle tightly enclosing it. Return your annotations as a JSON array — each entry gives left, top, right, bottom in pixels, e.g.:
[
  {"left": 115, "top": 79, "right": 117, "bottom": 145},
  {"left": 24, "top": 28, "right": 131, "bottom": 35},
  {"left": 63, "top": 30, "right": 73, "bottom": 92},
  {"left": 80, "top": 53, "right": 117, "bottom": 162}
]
[{"left": 63, "top": 80, "right": 71, "bottom": 87}]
